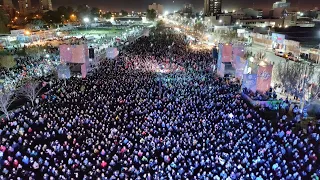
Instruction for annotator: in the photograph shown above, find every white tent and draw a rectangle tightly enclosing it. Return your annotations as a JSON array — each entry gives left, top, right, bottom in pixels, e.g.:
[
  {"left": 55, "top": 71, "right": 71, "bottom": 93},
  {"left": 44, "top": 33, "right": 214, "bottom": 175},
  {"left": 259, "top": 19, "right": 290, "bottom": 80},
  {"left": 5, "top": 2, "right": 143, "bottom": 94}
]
[{"left": 106, "top": 48, "right": 119, "bottom": 59}]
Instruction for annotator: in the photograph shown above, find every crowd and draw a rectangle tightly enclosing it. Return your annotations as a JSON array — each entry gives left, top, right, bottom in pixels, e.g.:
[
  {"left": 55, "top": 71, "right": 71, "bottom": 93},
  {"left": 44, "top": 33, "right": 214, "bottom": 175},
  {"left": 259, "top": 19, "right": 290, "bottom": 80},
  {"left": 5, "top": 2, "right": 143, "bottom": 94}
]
[
  {"left": 0, "top": 29, "right": 319, "bottom": 179},
  {"left": 0, "top": 46, "right": 59, "bottom": 91}
]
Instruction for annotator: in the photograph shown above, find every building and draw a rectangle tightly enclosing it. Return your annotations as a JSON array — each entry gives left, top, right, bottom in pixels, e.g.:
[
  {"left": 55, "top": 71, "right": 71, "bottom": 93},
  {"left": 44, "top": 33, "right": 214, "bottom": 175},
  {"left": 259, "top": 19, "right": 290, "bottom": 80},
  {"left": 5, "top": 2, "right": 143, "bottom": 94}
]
[
  {"left": 204, "top": 0, "right": 222, "bottom": 16},
  {"left": 243, "top": 8, "right": 263, "bottom": 18},
  {"left": 18, "top": 0, "right": 31, "bottom": 15},
  {"left": 183, "top": 3, "right": 193, "bottom": 14},
  {"left": 232, "top": 9, "right": 245, "bottom": 19},
  {"left": 1, "top": 0, "right": 15, "bottom": 18},
  {"left": 236, "top": 19, "right": 283, "bottom": 28},
  {"left": 39, "top": 0, "right": 53, "bottom": 12},
  {"left": 205, "top": 14, "right": 232, "bottom": 27},
  {"left": 272, "top": 0, "right": 290, "bottom": 9},
  {"left": 148, "top": 3, "right": 163, "bottom": 15},
  {"left": 3, "top": 0, "right": 14, "bottom": 9},
  {"left": 283, "top": 11, "right": 297, "bottom": 27}
]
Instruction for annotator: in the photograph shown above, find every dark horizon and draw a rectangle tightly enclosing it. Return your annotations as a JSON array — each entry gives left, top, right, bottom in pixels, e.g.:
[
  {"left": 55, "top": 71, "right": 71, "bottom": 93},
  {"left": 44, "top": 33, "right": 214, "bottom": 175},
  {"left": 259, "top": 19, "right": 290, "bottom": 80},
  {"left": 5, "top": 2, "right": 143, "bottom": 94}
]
[{"left": 49, "top": 0, "right": 319, "bottom": 12}]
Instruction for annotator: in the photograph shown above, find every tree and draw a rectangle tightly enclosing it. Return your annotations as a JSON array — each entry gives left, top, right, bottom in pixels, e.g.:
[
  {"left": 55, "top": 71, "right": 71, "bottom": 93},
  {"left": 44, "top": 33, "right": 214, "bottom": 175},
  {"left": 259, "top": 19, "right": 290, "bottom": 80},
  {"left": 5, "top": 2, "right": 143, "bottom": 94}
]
[
  {"left": 76, "top": 4, "right": 90, "bottom": 18},
  {"left": 66, "top": 6, "right": 74, "bottom": 15},
  {"left": 43, "top": 10, "right": 63, "bottom": 24},
  {"left": 57, "top": 6, "right": 75, "bottom": 21},
  {"left": 244, "top": 51, "right": 253, "bottom": 59},
  {"left": 0, "top": 9, "right": 9, "bottom": 34},
  {"left": 0, "top": 91, "right": 15, "bottom": 120},
  {"left": 275, "top": 62, "right": 305, "bottom": 94},
  {"left": 91, "top": 7, "right": 100, "bottom": 16},
  {"left": 146, "top": 9, "right": 157, "bottom": 21},
  {"left": 25, "top": 46, "right": 45, "bottom": 57},
  {"left": 57, "top": 6, "right": 68, "bottom": 16},
  {"left": 0, "top": 55, "right": 16, "bottom": 69},
  {"left": 156, "top": 20, "right": 165, "bottom": 30},
  {"left": 18, "top": 80, "right": 42, "bottom": 107},
  {"left": 120, "top": 10, "right": 128, "bottom": 17},
  {"left": 308, "top": 65, "right": 320, "bottom": 101},
  {"left": 220, "top": 30, "right": 238, "bottom": 43},
  {"left": 255, "top": 51, "right": 266, "bottom": 62},
  {"left": 26, "top": 19, "right": 45, "bottom": 30},
  {"left": 193, "top": 22, "right": 205, "bottom": 33},
  {"left": 103, "top": 12, "right": 112, "bottom": 19}
]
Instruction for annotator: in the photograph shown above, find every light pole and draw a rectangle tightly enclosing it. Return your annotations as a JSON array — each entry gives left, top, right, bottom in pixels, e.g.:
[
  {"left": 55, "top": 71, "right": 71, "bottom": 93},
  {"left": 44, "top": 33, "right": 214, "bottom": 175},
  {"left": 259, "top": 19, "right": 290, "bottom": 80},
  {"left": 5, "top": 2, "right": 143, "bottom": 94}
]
[
  {"left": 83, "top": 17, "right": 90, "bottom": 30},
  {"left": 219, "top": 19, "right": 224, "bottom": 26}
]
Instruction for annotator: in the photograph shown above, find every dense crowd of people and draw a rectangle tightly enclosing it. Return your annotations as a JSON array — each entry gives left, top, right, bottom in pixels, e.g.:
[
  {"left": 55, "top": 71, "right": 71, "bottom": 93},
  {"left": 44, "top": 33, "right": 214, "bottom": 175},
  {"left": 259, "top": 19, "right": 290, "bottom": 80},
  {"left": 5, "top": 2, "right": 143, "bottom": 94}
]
[
  {"left": 0, "top": 46, "right": 59, "bottom": 91},
  {"left": 0, "top": 29, "right": 319, "bottom": 179}
]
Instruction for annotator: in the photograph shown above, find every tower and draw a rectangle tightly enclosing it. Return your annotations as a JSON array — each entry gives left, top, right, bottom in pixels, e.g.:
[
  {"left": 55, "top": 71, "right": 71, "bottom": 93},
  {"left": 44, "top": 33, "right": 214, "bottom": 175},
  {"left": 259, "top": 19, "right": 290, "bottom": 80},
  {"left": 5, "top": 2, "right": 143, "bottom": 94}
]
[
  {"left": 204, "top": 0, "right": 222, "bottom": 16},
  {"left": 40, "top": 0, "right": 53, "bottom": 12},
  {"left": 18, "top": 0, "right": 31, "bottom": 15}
]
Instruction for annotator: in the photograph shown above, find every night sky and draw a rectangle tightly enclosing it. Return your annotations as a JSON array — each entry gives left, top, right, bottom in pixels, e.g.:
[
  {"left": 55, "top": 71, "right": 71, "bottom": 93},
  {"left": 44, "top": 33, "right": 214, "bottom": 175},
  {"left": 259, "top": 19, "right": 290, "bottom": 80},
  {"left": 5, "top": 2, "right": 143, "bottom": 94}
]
[{"left": 49, "top": 0, "right": 319, "bottom": 12}]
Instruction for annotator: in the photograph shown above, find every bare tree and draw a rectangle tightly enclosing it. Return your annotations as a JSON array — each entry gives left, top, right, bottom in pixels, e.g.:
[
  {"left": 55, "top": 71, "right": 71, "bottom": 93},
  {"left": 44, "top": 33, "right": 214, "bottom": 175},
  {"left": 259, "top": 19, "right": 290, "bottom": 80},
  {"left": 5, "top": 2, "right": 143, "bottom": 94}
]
[
  {"left": 309, "top": 65, "right": 320, "bottom": 101},
  {"left": 0, "top": 91, "right": 15, "bottom": 120},
  {"left": 255, "top": 51, "right": 266, "bottom": 62},
  {"left": 275, "top": 62, "right": 305, "bottom": 94},
  {"left": 0, "top": 55, "right": 16, "bottom": 70},
  {"left": 193, "top": 22, "right": 205, "bottom": 33},
  {"left": 18, "top": 80, "right": 42, "bottom": 107}
]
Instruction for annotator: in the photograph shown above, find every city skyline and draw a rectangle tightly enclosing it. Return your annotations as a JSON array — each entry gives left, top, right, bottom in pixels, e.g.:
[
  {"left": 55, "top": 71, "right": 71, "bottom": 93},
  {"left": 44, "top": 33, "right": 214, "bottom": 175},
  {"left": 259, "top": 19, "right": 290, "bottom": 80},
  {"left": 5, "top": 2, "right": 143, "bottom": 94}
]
[{"left": 50, "top": 0, "right": 319, "bottom": 12}]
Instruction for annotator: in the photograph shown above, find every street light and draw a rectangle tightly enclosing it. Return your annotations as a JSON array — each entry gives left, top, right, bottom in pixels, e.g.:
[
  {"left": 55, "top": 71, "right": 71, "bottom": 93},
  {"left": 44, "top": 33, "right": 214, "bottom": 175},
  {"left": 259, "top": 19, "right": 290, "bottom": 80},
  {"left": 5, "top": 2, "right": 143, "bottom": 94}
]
[
  {"left": 83, "top": 17, "right": 90, "bottom": 30},
  {"left": 94, "top": 17, "right": 98, "bottom": 22},
  {"left": 84, "top": 17, "right": 89, "bottom": 23}
]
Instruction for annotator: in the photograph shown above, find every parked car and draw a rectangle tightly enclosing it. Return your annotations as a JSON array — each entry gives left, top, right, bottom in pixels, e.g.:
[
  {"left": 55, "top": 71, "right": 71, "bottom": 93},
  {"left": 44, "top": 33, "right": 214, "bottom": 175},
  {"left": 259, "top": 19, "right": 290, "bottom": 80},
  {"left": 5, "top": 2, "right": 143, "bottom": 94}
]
[
  {"left": 286, "top": 52, "right": 299, "bottom": 61},
  {"left": 275, "top": 49, "right": 285, "bottom": 57}
]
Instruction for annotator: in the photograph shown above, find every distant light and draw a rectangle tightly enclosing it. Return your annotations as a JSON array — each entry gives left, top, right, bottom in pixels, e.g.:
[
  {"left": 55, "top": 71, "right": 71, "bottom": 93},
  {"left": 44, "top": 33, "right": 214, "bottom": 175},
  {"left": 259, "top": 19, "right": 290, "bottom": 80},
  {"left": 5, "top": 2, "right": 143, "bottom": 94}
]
[
  {"left": 219, "top": 19, "right": 223, "bottom": 23},
  {"left": 45, "top": 54, "right": 50, "bottom": 58},
  {"left": 94, "top": 17, "right": 98, "bottom": 21},
  {"left": 83, "top": 17, "right": 90, "bottom": 23},
  {"left": 285, "top": 25, "right": 288, "bottom": 28},
  {"left": 232, "top": 9, "right": 236, "bottom": 13},
  {"left": 164, "top": 11, "right": 169, "bottom": 16}
]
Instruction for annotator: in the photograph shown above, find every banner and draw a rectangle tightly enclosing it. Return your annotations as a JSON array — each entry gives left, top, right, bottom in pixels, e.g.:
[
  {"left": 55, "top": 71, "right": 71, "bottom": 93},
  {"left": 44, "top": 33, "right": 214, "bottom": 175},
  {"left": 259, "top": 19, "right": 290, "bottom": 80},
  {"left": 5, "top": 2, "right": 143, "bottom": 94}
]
[
  {"left": 57, "top": 64, "right": 70, "bottom": 79},
  {"left": 81, "top": 64, "right": 87, "bottom": 78},
  {"left": 256, "top": 65, "right": 273, "bottom": 93},
  {"left": 235, "top": 58, "right": 247, "bottom": 80},
  {"left": 272, "top": 33, "right": 285, "bottom": 50},
  {"left": 244, "top": 60, "right": 258, "bottom": 75},
  {"left": 232, "top": 45, "right": 245, "bottom": 61},
  {"left": 217, "top": 44, "right": 223, "bottom": 69},
  {"left": 242, "top": 74, "right": 257, "bottom": 92},
  {"left": 222, "top": 44, "right": 232, "bottom": 62},
  {"left": 106, "top": 48, "right": 119, "bottom": 59},
  {"left": 60, "top": 44, "right": 87, "bottom": 63},
  {"left": 217, "top": 63, "right": 225, "bottom": 77}
]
